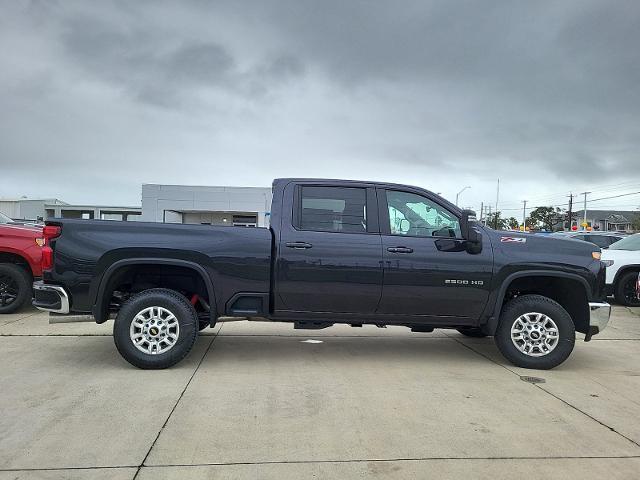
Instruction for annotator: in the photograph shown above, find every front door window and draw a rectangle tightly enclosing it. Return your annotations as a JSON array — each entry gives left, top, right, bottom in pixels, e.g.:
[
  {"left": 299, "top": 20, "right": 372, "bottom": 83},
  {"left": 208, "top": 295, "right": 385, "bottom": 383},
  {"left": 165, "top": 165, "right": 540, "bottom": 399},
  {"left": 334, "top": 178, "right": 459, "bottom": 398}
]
[{"left": 386, "top": 190, "right": 461, "bottom": 238}]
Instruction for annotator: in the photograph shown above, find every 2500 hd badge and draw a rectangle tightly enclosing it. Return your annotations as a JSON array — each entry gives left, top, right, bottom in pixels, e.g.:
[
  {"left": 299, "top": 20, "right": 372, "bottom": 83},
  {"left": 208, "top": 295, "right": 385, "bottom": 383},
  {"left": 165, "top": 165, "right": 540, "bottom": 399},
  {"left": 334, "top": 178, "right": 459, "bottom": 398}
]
[{"left": 445, "top": 279, "right": 485, "bottom": 286}]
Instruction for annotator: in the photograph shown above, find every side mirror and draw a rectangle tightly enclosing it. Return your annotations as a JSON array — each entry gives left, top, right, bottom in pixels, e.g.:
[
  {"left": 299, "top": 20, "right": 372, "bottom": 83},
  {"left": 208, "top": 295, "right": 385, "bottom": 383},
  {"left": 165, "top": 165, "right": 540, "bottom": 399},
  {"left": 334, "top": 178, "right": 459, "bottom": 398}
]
[
  {"left": 460, "top": 209, "right": 482, "bottom": 254},
  {"left": 399, "top": 218, "right": 410, "bottom": 233}
]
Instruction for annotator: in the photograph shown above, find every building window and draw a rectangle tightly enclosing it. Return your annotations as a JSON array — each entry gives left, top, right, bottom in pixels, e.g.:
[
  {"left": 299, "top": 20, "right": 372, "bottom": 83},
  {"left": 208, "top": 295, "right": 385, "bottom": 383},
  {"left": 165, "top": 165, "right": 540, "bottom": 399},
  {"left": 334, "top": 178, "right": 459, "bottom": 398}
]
[{"left": 232, "top": 215, "right": 257, "bottom": 227}]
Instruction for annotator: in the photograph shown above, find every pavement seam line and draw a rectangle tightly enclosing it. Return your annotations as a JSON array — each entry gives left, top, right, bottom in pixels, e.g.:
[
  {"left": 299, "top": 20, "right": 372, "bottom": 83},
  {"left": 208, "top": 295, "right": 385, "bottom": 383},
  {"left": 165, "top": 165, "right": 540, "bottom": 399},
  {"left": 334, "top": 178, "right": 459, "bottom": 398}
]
[
  {"left": 132, "top": 325, "right": 223, "bottom": 480},
  {"left": 446, "top": 333, "right": 640, "bottom": 450},
  {"left": 140, "top": 454, "right": 640, "bottom": 469},
  {"left": 533, "top": 383, "right": 640, "bottom": 449},
  {"left": 0, "top": 312, "right": 37, "bottom": 327},
  {"left": 4, "top": 455, "right": 640, "bottom": 473}
]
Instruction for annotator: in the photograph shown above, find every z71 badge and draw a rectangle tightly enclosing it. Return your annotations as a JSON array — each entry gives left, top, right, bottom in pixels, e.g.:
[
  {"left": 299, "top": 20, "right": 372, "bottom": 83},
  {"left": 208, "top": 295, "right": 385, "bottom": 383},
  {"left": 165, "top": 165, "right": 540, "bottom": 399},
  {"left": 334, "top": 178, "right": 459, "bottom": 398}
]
[{"left": 501, "top": 236, "right": 526, "bottom": 243}]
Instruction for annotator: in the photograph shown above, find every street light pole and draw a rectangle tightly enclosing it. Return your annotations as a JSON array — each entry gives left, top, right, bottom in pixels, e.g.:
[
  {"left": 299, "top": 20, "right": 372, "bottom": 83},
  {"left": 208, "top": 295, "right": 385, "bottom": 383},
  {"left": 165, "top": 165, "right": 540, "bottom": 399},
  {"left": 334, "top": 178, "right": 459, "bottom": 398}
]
[
  {"left": 455, "top": 186, "right": 471, "bottom": 206},
  {"left": 580, "top": 191, "right": 591, "bottom": 229},
  {"left": 522, "top": 200, "right": 528, "bottom": 230}
]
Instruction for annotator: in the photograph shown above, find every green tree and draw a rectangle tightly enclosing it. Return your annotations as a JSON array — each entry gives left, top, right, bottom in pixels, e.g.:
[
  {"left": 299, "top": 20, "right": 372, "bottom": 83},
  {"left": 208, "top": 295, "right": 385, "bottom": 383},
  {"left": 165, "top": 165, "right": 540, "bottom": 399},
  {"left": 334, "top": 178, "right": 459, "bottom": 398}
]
[
  {"left": 486, "top": 211, "right": 508, "bottom": 230},
  {"left": 507, "top": 217, "right": 519, "bottom": 230},
  {"left": 528, "top": 206, "right": 563, "bottom": 231}
]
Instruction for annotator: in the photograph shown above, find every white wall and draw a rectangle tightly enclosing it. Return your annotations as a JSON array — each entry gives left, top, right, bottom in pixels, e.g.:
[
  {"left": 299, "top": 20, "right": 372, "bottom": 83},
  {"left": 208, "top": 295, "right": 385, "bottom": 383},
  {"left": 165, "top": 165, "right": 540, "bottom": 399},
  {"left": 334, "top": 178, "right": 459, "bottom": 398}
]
[{"left": 141, "top": 184, "right": 272, "bottom": 225}]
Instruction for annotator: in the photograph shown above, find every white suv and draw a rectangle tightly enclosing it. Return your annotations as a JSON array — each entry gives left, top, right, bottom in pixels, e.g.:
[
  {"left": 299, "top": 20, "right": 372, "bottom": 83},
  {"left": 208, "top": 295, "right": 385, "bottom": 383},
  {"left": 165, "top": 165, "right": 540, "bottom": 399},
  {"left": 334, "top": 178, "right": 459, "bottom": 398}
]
[{"left": 601, "top": 234, "right": 640, "bottom": 306}]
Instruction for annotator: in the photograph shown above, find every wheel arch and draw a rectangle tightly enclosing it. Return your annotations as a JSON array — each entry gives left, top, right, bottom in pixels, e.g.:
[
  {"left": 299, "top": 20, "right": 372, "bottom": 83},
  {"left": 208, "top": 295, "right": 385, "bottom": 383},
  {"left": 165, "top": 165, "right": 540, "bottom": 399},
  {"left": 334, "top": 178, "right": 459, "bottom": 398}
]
[
  {"left": 92, "top": 258, "right": 217, "bottom": 325},
  {"left": 0, "top": 250, "right": 34, "bottom": 276},
  {"left": 487, "top": 271, "right": 591, "bottom": 335},
  {"left": 613, "top": 264, "right": 640, "bottom": 285}
]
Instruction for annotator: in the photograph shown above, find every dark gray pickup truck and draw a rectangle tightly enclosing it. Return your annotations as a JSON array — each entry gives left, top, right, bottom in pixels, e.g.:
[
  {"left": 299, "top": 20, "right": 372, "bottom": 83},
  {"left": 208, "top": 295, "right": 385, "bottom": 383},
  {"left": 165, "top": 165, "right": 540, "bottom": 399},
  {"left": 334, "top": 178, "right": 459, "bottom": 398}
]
[{"left": 34, "top": 178, "right": 611, "bottom": 369}]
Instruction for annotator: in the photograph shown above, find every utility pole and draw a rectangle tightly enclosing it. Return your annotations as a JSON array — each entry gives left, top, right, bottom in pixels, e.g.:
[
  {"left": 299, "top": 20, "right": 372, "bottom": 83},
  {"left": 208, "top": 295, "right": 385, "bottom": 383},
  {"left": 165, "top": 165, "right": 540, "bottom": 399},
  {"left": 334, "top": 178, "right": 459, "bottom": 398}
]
[
  {"left": 494, "top": 178, "right": 500, "bottom": 229},
  {"left": 580, "top": 191, "right": 591, "bottom": 229},
  {"left": 522, "top": 200, "right": 528, "bottom": 230},
  {"left": 567, "top": 193, "right": 573, "bottom": 231},
  {"left": 479, "top": 202, "right": 484, "bottom": 222}
]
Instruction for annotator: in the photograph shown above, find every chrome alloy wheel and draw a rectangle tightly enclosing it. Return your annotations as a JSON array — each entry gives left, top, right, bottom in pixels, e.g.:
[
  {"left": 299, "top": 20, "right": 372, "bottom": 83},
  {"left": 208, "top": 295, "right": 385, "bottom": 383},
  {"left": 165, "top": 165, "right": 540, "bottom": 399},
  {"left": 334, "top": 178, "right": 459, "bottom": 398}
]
[
  {"left": 510, "top": 312, "right": 559, "bottom": 357},
  {"left": 129, "top": 306, "right": 179, "bottom": 355}
]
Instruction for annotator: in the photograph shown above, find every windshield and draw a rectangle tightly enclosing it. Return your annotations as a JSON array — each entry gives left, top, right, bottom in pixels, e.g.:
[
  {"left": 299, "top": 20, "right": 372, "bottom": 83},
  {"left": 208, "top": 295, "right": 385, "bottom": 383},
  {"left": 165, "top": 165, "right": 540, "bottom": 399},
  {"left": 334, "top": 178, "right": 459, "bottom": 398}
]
[
  {"left": 609, "top": 234, "right": 640, "bottom": 251},
  {"left": 0, "top": 212, "right": 13, "bottom": 224}
]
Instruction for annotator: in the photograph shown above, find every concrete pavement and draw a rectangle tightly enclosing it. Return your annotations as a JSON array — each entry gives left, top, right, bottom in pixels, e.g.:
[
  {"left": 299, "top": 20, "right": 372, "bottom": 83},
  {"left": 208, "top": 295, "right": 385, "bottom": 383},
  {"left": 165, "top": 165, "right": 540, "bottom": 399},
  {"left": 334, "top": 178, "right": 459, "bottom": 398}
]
[{"left": 0, "top": 306, "right": 638, "bottom": 479}]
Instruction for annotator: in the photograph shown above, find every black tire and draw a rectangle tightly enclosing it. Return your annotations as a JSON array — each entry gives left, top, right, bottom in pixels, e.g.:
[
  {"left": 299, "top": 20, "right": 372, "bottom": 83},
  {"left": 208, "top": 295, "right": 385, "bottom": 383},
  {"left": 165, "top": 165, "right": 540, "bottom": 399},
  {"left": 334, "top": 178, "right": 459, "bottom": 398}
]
[
  {"left": 113, "top": 288, "right": 199, "bottom": 369},
  {"left": 456, "top": 328, "right": 488, "bottom": 338},
  {"left": 614, "top": 271, "right": 640, "bottom": 307},
  {"left": 0, "top": 264, "right": 32, "bottom": 314},
  {"left": 494, "top": 294, "right": 575, "bottom": 370}
]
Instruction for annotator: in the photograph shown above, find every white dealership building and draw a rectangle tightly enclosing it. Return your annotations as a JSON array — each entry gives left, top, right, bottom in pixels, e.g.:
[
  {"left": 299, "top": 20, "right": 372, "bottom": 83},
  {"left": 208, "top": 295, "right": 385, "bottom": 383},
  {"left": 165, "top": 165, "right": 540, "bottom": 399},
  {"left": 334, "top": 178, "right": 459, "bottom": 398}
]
[
  {"left": 1, "top": 184, "right": 273, "bottom": 228},
  {"left": 139, "top": 184, "right": 272, "bottom": 227}
]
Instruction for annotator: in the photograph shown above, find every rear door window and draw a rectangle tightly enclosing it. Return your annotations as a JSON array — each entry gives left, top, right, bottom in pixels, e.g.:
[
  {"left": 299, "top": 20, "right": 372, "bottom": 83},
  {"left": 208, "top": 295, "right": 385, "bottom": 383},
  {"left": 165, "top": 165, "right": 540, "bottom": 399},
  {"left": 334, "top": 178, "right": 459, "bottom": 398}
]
[{"left": 297, "top": 186, "right": 367, "bottom": 233}]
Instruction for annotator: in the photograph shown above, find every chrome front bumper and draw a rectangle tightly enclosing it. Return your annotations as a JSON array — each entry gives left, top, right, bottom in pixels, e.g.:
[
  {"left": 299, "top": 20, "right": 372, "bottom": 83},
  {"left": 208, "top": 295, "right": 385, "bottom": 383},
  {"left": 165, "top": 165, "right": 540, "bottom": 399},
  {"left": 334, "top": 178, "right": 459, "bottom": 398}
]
[
  {"left": 589, "top": 302, "right": 611, "bottom": 334},
  {"left": 33, "top": 281, "right": 70, "bottom": 314}
]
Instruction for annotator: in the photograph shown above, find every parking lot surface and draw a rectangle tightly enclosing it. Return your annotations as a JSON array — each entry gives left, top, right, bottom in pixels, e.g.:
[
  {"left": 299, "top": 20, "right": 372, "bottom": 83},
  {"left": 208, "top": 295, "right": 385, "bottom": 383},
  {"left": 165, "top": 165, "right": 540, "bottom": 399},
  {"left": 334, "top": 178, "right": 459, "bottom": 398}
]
[{"left": 0, "top": 306, "right": 639, "bottom": 479}]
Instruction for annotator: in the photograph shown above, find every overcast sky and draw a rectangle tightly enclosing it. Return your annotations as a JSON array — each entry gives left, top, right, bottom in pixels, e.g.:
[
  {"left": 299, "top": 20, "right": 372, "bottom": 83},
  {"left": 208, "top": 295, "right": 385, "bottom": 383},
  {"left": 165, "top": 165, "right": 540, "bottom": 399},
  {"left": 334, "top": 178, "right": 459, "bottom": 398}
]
[{"left": 1, "top": 0, "right": 639, "bottom": 216}]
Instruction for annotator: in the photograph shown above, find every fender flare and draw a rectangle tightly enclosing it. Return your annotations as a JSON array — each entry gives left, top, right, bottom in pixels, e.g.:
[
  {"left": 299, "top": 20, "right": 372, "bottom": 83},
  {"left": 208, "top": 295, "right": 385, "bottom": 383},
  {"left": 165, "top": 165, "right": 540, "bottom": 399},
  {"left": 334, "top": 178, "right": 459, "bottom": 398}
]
[
  {"left": 612, "top": 264, "right": 640, "bottom": 286},
  {"left": 0, "top": 247, "right": 37, "bottom": 275},
  {"left": 485, "top": 270, "right": 591, "bottom": 335},
  {"left": 92, "top": 258, "right": 217, "bottom": 324}
]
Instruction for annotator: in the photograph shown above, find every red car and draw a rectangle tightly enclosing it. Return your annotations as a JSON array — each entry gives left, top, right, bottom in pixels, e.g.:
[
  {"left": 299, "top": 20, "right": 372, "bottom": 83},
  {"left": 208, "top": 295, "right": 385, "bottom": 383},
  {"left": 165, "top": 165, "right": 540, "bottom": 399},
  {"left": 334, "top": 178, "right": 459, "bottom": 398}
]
[{"left": 0, "top": 212, "right": 43, "bottom": 313}]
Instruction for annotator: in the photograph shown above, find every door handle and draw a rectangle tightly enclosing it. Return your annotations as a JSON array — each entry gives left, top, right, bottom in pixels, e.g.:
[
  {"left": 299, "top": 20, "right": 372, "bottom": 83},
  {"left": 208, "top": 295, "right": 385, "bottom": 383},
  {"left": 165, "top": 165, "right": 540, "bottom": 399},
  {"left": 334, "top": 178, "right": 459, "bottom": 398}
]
[
  {"left": 387, "top": 246, "right": 413, "bottom": 253},
  {"left": 286, "top": 241, "right": 313, "bottom": 249}
]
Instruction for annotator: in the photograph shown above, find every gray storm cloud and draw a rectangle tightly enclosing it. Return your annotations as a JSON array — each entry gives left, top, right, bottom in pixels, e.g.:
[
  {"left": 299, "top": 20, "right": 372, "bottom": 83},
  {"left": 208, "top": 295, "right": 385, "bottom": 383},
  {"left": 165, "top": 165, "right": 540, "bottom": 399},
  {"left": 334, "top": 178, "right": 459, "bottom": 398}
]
[{"left": 0, "top": 0, "right": 639, "bottom": 212}]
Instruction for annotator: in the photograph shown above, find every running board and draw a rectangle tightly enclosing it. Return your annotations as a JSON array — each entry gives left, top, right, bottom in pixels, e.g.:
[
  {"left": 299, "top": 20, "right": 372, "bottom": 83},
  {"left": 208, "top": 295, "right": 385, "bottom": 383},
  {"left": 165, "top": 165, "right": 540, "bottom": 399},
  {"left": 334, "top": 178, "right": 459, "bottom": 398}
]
[
  {"left": 49, "top": 313, "right": 95, "bottom": 324},
  {"left": 48, "top": 313, "right": 115, "bottom": 324}
]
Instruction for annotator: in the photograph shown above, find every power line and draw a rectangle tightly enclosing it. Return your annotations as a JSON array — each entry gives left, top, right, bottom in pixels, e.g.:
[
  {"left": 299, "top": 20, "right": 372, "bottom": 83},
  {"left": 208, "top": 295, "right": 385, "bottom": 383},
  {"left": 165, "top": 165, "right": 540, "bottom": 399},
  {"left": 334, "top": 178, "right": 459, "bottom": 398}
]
[
  {"left": 496, "top": 190, "right": 640, "bottom": 212},
  {"left": 497, "top": 182, "right": 640, "bottom": 210}
]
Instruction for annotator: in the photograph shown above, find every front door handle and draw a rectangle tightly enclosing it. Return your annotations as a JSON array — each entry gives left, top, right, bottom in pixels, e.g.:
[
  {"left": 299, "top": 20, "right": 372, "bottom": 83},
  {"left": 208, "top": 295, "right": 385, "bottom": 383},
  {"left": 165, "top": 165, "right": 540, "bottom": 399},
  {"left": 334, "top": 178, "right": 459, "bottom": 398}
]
[
  {"left": 387, "top": 246, "right": 413, "bottom": 254},
  {"left": 286, "top": 241, "right": 313, "bottom": 249}
]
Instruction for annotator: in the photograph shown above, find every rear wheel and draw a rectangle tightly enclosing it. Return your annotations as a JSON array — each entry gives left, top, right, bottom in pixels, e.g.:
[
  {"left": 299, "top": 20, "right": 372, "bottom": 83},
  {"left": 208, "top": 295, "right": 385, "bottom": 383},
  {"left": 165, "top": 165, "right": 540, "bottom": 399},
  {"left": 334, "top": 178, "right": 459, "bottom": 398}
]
[
  {"left": 0, "top": 264, "right": 32, "bottom": 314},
  {"left": 113, "top": 288, "right": 198, "bottom": 369},
  {"left": 494, "top": 294, "right": 575, "bottom": 370},
  {"left": 614, "top": 271, "right": 640, "bottom": 307}
]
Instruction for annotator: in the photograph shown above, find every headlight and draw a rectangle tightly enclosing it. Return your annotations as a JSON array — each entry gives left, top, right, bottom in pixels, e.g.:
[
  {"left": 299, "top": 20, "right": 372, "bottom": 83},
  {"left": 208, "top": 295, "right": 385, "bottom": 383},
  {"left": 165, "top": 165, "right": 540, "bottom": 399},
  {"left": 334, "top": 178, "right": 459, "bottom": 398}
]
[
  {"left": 592, "top": 251, "right": 601, "bottom": 260},
  {"left": 601, "top": 260, "right": 614, "bottom": 267}
]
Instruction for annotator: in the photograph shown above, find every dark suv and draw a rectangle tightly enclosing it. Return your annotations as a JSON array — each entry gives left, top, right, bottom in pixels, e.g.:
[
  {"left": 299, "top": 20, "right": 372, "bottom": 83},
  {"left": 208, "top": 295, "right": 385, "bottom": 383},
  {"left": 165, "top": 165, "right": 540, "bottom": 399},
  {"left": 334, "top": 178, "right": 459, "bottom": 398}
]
[{"left": 552, "top": 231, "right": 625, "bottom": 249}]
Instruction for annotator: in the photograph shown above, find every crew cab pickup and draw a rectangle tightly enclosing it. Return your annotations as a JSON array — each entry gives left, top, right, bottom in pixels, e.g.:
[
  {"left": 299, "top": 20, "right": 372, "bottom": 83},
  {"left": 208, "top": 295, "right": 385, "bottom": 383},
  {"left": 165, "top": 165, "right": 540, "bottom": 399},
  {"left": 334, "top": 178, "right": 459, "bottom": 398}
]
[{"left": 33, "top": 178, "right": 611, "bottom": 369}]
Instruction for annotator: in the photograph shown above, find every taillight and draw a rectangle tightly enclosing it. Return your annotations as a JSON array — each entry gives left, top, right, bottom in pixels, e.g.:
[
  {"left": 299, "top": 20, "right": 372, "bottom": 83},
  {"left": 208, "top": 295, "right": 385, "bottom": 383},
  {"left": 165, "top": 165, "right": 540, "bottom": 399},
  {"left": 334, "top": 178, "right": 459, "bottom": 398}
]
[
  {"left": 43, "top": 225, "right": 61, "bottom": 241},
  {"left": 41, "top": 225, "right": 61, "bottom": 271}
]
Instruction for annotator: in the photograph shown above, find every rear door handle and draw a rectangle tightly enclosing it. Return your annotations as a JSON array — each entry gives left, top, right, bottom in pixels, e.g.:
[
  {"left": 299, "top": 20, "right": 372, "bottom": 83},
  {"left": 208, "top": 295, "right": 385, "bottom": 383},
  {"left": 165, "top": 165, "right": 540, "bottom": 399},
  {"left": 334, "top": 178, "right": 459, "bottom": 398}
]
[
  {"left": 387, "top": 246, "right": 413, "bottom": 253},
  {"left": 286, "top": 241, "right": 313, "bottom": 249}
]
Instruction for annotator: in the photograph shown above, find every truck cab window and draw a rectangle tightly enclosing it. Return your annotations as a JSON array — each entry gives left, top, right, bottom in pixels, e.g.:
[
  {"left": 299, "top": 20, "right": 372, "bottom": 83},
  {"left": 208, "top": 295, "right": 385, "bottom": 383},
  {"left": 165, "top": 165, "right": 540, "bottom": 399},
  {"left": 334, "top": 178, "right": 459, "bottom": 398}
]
[
  {"left": 298, "top": 186, "right": 367, "bottom": 233},
  {"left": 386, "top": 190, "right": 461, "bottom": 238}
]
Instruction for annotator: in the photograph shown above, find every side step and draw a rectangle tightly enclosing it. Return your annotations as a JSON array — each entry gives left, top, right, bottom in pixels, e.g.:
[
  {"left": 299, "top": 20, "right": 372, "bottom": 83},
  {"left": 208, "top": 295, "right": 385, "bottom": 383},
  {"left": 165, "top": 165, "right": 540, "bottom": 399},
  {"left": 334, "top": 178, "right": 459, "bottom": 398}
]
[{"left": 49, "top": 313, "right": 97, "bottom": 324}]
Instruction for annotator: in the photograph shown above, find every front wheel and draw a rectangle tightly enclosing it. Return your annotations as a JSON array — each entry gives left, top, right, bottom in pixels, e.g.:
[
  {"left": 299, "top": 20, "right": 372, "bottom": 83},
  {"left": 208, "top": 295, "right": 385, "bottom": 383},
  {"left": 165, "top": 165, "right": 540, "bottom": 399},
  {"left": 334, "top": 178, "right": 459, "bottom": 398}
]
[
  {"left": 614, "top": 271, "right": 640, "bottom": 307},
  {"left": 494, "top": 294, "right": 575, "bottom": 370},
  {"left": 113, "top": 288, "right": 199, "bottom": 369}
]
